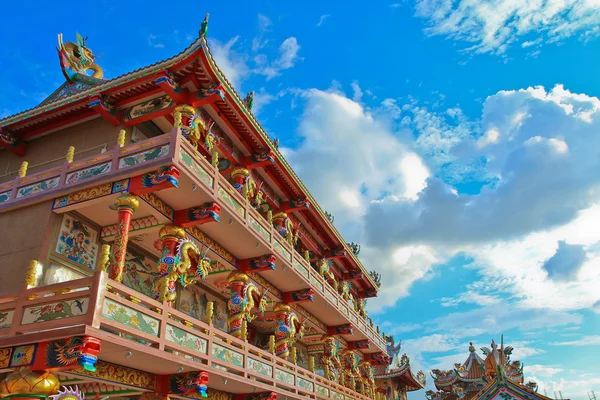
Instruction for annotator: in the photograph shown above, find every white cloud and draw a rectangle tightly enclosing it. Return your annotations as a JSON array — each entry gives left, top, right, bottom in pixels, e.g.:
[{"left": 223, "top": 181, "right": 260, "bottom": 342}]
[
  {"left": 256, "top": 37, "right": 301, "bottom": 80},
  {"left": 414, "top": 0, "right": 600, "bottom": 54},
  {"left": 527, "top": 376, "right": 600, "bottom": 399},
  {"left": 316, "top": 14, "right": 331, "bottom": 27},
  {"left": 209, "top": 36, "right": 250, "bottom": 90},
  {"left": 404, "top": 334, "right": 457, "bottom": 352},
  {"left": 252, "top": 13, "right": 272, "bottom": 51},
  {"left": 526, "top": 365, "right": 563, "bottom": 376},
  {"left": 147, "top": 34, "right": 165, "bottom": 48},
  {"left": 282, "top": 88, "right": 433, "bottom": 312},
  {"left": 351, "top": 80, "right": 363, "bottom": 102},
  {"left": 549, "top": 335, "right": 600, "bottom": 346}
]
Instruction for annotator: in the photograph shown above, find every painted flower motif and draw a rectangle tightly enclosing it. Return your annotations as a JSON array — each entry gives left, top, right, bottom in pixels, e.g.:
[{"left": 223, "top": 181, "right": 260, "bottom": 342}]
[
  {"left": 41, "top": 305, "right": 52, "bottom": 315},
  {"left": 54, "top": 303, "right": 64, "bottom": 313}
]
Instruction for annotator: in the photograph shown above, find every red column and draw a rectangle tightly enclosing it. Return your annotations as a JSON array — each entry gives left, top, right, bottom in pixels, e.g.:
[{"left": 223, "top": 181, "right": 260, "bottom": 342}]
[{"left": 109, "top": 194, "right": 139, "bottom": 282}]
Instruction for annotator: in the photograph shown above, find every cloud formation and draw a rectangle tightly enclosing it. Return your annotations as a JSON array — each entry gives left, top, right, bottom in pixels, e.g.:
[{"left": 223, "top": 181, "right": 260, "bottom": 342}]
[
  {"left": 414, "top": 0, "right": 600, "bottom": 54},
  {"left": 542, "top": 240, "right": 587, "bottom": 281}
]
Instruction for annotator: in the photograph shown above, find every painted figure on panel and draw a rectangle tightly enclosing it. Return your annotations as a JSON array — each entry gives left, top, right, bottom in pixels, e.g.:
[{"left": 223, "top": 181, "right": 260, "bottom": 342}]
[
  {"left": 55, "top": 216, "right": 99, "bottom": 270},
  {"left": 122, "top": 248, "right": 157, "bottom": 298}
]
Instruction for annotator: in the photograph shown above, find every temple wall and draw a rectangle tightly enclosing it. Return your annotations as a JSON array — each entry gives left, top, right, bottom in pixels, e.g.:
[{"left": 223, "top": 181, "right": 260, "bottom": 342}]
[
  {"left": 0, "top": 117, "right": 121, "bottom": 183},
  {"left": 0, "top": 200, "right": 55, "bottom": 294}
]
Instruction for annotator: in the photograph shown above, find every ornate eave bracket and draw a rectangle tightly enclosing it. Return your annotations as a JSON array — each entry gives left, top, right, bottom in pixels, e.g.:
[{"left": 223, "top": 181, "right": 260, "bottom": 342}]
[
  {"left": 89, "top": 94, "right": 121, "bottom": 126},
  {"left": 237, "top": 254, "right": 277, "bottom": 273},
  {"left": 173, "top": 201, "right": 221, "bottom": 228},
  {"left": 0, "top": 127, "right": 28, "bottom": 157},
  {"left": 155, "top": 71, "right": 188, "bottom": 104}
]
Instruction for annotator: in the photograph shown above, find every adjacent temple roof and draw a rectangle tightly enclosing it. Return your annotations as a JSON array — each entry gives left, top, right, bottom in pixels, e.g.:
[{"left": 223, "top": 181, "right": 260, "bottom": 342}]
[
  {"left": 426, "top": 337, "right": 550, "bottom": 400},
  {"left": 374, "top": 336, "right": 427, "bottom": 391}
]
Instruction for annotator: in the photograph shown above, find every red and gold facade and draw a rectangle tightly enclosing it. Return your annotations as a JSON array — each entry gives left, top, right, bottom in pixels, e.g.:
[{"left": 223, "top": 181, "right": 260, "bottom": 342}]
[{"left": 0, "top": 23, "right": 424, "bottom": 400}]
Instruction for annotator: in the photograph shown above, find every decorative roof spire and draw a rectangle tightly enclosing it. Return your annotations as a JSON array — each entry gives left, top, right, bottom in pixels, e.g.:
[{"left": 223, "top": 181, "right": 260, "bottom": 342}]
[
  {"left": 468, "top": 342, "right": 476, "bottom": 353},
  {"left": 57, "top": 32, "right": 104, "bottom": 81},
  {"left": 243, "top": 91, "right": 254, "bottom": 110},
  {"left": 200, "top": 14, "right": 210, "bottom": 38}
]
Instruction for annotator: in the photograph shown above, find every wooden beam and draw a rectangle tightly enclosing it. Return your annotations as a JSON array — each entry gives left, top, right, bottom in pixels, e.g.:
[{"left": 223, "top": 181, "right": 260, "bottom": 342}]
[
  {"left": 89, "top": 95, "right": 121, "bottom": 126},
  {"left": 347, "top": 339, "right": 371, "bottom": 350},
  {"left": 325, "top": 247, "right": 347, "bottom": 260},
  {"left": 129, "top": 166, "right": 180, "bottom": 196},
  {"left": 282, "top": 288, "right": 315, "bottom": 304},
  {"left": 327, "top": 324, "right": 353, "bottom": 336},
  {"left": 173, "top": 202, "right": 221, "bottom": 228},
  {"left": 154, "top": 71, "right": 188, "bottom": 104},
  {"left": 0, "top": 127, "right": 27, "bottom": 157},
  {"left": 237, "top": 254, "right": 276, "bottom": 273},
  {"left": 240, "top": 149, "right": 275, "bottom": 170},
  {"left": 364, "top": 352, "right": 392, "bottom": 366},
  {"left": 343, "top": 269, "right": 364, "bottom": 282},
  {"left": 280, "top": 197, "right": 311, "bottom": 214},
  {"left": 191, "top": 84, "right": 226, "bottom": 108}
]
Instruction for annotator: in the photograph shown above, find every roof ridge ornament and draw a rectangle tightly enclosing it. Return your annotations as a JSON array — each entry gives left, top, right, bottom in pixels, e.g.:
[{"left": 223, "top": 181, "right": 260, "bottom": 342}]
[
  {"left": 57, "top": 32, "right": 103, "bottom": 82},
  {"left": 199, "top": 13, "right": 209, "bottom": 38}
]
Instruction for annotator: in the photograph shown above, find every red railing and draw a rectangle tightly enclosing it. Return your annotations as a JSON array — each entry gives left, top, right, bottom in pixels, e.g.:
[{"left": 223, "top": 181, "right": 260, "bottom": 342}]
[{"left": 0, "top": 272, "right": 372, "bottom": 400}]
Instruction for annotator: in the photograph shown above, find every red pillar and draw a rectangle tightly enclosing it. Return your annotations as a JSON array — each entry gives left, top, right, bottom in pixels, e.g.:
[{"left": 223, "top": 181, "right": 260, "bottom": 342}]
[{"left": 108, "top": 194, "right": 139, "bottom": 282}]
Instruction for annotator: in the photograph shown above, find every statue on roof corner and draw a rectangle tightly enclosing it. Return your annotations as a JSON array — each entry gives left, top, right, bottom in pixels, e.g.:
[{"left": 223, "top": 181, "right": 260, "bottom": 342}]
[
  {"left": 244, "top": 91, "right": 254, "bottom": 110},
  {"left": 57, "top": 32, "right": 103, "bottom": 81},
  {"left": 199, "top": 14, "right": 209, "bottom": 38}
]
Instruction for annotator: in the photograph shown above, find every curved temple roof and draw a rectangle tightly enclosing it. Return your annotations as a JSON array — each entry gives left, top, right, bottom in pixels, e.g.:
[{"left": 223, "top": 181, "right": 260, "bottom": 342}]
[
  {"left": 426, "top": 337, "right": 553, "bottom": 400},
  {"left": 0, "top": 26, "right": 380, "bottom": 295},
  {"left": 374, "top": 336, "right": 427, "bottom": 392}
]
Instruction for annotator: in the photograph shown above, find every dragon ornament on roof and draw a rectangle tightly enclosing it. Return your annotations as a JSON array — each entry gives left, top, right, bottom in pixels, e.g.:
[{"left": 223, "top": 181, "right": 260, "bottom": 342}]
[{"left": 57, "top": 33, "right": 103, "bottom": 81}]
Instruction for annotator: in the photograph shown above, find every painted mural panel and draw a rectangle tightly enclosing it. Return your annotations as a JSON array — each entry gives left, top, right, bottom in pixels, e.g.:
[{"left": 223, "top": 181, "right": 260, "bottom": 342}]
[
  {"left": 122, "top": 246, "right": 158, "bottom": 299},
  {"left": 0, "top": 309, "right": 14, "bottom": 329},
  {"left": 178, "top": 284, "right": 228, "bottom": 332},
  {"left": 22, "top": 298, "right": 89, "bottom": 324},
  {"left": 53, "top": 214, "right": 100, "bottom": 271}
]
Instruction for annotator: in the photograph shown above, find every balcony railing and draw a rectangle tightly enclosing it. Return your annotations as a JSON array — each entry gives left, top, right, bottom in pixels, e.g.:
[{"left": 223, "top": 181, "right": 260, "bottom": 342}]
[
  {"left": 0, "top": 272, "right": 372, "bottom": 400},
  {"left": 176, "top": 136, "right": 387, "bottom": 351},
  {"left": 0, "top": 128, "right": 387, "bottom": 351}
]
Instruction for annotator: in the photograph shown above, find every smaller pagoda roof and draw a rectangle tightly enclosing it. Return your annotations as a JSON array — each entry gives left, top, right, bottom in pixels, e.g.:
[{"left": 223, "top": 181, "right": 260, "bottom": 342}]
[
  {"left": 374, "top": 352, "right": 427, "bottom": 392},
  {"left": 431, "top": 342, "right": 487, "bottom": 391},
  {"left": 475, "top": 372, "right": 561, "bottom": 400}
]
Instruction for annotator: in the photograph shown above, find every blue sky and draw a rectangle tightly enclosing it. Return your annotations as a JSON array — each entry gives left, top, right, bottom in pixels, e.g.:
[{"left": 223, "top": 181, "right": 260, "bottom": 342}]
[{"left": 2, "top": 1, "right": 600, "bottom": 398}]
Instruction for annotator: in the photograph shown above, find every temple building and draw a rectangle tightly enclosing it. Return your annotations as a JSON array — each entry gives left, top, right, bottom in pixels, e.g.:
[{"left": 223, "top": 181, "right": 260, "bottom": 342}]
[
  {"left": 0, "top": 18, "right": 424, "bottom": 400},
  {"left": 426, "top": 337, "right": 562, "bottom": 400}
]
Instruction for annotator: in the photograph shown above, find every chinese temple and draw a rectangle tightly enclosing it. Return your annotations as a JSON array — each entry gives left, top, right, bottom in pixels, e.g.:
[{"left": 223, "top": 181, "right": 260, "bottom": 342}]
[
  {"left": 426, "top": 337, "right": 561, "bottom": 400},
  {"left": 0, "top": 17, "right": 425, "bottom": 400}
]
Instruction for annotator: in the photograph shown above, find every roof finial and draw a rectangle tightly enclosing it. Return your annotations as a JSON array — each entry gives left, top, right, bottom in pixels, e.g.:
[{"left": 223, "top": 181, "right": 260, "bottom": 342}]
[
  {"left": 468, "top": 342, "right": 476, "bottom": 353},
  {"left": 200, "top": 14, "right": 210, "bottom": 38}
]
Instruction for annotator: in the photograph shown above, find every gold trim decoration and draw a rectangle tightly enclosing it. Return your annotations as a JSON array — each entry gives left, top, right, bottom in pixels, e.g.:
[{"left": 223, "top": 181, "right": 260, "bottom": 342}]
[{"left": 70, "top": 361, "right": 155, "bottom": 389}]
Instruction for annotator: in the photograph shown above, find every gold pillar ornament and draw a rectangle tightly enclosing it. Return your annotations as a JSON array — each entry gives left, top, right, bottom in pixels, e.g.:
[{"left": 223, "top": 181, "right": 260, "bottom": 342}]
[
  {"left": 206, "top": 301, "right": 214, "bottom": 325},
  {"left": 241, "top": 319, "right": 248, "bottom": 342},
  {"left": 211, "top": 151, "right": 219, "bottom": 168},
  {"left": 66, "top": 146, "right": 75, "bottom": 163},
  {"left": 97, "top": 244, "right": 111, "bottom": 272},
  {"left": 291, "top": 346, "right": 297, "bottom": 365},
  {"left": 308, "top": 356, "right": 315, "bottom": 372},
  {"left": 25, "top": 260, "right": 38, "bottom": 288},
  {"left": 18, "top": 161, "right": 28, "bottom": 178},
  {"left": 268, "top": 335, "right": 275, "bottom": 353},
  {"left": 174, "top": 111, "right": 182, "bottom": 128},
  {"left": 304, "top": 250, "right": 310, "bottom": 262},
  {"left": 267, "top": 210, "right": 273, "bottom": 224},
  {"left": 117, "top": 129, "right": 126, "bottom": 147}
]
